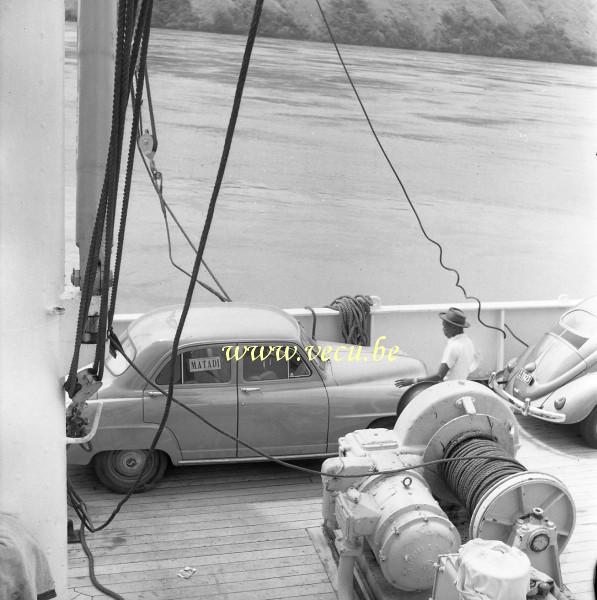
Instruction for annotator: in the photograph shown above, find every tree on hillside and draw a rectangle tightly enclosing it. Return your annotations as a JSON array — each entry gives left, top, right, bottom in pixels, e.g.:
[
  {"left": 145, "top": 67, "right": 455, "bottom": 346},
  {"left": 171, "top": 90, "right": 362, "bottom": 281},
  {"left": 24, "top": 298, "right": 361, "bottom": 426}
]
[
  {"left": 152, "top": 0, "right": 201, "bottom": 30},
  {"left": 436, "top": 7, "right": 595, "bottom": 65}
]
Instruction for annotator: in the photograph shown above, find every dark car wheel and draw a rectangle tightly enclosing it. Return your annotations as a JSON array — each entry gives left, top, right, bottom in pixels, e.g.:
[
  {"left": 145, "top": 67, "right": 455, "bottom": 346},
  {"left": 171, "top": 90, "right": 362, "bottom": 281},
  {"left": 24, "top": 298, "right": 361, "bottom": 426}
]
[
  {"left": 93, "top": 449, "right": 168, "bottom": 494},
  {"left": 396, "top": 381, "right": 437, "bottom": 420},
  {"left": 580, "top": 406, "right": 597, "bottom": 448}
]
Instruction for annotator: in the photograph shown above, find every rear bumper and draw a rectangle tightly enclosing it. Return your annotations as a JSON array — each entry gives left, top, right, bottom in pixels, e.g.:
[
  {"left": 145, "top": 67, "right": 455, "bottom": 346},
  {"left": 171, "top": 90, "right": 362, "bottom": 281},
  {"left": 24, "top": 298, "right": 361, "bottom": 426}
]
[{"left": 488, "top": 373, "right": 566, "bottom": 423}]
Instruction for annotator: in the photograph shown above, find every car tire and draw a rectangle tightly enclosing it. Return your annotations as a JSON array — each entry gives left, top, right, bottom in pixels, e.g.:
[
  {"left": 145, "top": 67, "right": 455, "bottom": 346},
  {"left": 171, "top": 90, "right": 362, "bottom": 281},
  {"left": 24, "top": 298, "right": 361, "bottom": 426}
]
[
  {"left": 395, "top": 381, "right": 436, "bottom": 420},
  {"left": 579, "top": 406, "right": 597, "bottom": 448},
  {"left": 367, "top": 417, "right": 396, "bottom": 430},
  {"left": 93, "top": 449, "right": 168, "bottom": 494}
]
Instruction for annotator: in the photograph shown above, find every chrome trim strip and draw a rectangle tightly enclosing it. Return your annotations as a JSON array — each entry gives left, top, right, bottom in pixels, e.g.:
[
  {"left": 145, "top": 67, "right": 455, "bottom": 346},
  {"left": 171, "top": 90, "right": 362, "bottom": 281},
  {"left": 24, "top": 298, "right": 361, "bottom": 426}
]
[{"left": 178, "top": 452, "right": 335, "bottom": 465}]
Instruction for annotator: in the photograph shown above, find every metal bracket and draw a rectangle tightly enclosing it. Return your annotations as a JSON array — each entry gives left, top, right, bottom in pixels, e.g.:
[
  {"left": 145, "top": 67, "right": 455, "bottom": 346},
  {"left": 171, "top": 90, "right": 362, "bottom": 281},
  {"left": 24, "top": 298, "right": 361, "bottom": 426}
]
[{"left": 68, "top": 368, "right": 102, "bottom": 405}]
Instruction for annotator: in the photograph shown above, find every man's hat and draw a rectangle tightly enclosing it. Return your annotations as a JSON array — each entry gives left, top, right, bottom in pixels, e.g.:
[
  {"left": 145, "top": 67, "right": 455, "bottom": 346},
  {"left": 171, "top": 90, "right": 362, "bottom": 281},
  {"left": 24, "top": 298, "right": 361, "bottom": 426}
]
[{"left": 439, "top": 307, "right": 470, "bottom": 328}]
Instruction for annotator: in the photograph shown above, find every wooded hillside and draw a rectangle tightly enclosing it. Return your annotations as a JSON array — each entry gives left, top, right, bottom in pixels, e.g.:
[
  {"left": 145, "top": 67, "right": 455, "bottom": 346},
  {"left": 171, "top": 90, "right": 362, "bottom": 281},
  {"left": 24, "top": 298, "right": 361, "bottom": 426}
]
[{"left": 65, "top": 0, "right": 597, "bottom": 65}]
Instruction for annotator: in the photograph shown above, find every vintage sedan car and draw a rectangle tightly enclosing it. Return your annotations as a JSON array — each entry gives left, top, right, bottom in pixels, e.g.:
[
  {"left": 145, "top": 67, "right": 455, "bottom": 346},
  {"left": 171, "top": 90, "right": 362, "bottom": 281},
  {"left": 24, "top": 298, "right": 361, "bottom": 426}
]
[
  {"left": 490, "top": 296, "right": 597, "bottom": 447},
  {"left": 68, "top": 303, "right": 427, "bottom": 492}
]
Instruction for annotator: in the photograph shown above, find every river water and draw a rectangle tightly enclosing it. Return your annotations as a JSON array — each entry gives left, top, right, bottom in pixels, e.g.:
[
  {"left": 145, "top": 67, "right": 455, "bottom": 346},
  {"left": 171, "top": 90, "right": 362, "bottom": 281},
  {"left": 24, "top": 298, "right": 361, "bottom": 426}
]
[{"left": 64, "top": 24, "right": 597, "bottom": 313}]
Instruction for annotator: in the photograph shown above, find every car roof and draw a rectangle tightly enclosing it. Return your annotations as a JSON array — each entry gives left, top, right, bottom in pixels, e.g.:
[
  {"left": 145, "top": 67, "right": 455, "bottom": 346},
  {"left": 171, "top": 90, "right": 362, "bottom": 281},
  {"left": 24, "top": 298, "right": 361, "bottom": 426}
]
[
  {"left": 127, "top": 303, "right": 302, "bottom": 351},
  {"left": 572, "top": 296, "right": 597, "bottom": 316}
]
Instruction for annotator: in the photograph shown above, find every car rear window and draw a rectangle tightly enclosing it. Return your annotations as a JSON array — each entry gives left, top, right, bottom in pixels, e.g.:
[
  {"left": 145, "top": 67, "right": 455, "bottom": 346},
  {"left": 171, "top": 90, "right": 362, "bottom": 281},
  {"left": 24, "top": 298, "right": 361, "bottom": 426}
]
[
  {"left": 156, "top": 345, "right": 232, "bottom": 385},
  {"left": 557, "top": 309, "right": 597, "bottom": 349},
  {"left": 182, "top": 346, "right": 232, "bottom": 384}
]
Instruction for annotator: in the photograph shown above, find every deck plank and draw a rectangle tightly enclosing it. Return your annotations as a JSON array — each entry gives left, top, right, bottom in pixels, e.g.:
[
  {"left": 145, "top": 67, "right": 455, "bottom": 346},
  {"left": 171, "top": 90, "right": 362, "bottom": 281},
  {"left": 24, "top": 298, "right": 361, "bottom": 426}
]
[{"left": 68, "top": 415, "right": 597, "bottom": 600}]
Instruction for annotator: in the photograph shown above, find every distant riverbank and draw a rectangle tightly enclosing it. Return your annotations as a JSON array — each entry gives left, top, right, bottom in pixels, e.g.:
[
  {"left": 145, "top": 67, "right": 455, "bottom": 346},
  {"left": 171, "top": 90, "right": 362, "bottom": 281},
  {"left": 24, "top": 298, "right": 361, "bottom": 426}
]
[{"left": 65, "top": 0, "right": 597, "bottom": 66}]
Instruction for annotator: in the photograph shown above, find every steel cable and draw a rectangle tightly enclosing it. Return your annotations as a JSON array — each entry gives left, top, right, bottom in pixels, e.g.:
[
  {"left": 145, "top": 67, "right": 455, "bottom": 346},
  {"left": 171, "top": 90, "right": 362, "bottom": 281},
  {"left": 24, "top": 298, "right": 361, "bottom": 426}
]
[
  {"left": 314, "top": 0, "right": 528, "bottom": 347},
  {"left": 440, "top": 434, "right": 526, "bottom": 515},
  {"left": 136, "top": 67, "right": 232, "bottom": 302}
]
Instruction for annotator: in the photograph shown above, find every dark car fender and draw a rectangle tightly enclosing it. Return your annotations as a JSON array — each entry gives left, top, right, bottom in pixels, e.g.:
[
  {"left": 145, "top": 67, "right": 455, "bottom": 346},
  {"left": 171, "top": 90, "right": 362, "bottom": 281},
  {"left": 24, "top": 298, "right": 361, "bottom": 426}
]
[
  {"left": 542, "top": 372, "right": 597, "bottom": 424},
  {"left": 67, "top": 424, "right": 183, "bottom": 466}
]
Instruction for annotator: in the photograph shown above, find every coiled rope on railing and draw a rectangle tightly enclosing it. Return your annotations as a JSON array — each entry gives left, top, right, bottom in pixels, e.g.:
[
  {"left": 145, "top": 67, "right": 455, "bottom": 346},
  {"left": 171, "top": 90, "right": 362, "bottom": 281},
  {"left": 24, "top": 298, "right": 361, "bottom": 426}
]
[
  {"left": 326, "top": 294, "right": 373, "bottom": 346},
  {"left": 439, "top": 433, "right": 526, "bottom": 516}
]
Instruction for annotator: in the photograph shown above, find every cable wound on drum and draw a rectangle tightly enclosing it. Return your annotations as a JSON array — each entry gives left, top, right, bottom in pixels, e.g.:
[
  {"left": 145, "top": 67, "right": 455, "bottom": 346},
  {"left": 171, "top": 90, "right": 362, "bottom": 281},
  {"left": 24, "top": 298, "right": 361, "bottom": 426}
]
[{"left": 440, "top": 433, "right": 527, "bottom": 515}]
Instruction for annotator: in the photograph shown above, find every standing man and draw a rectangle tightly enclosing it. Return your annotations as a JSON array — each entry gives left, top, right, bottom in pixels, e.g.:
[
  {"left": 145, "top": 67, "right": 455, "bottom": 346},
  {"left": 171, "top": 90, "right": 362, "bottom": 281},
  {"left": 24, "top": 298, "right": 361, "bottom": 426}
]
[{"left": 395, "top": 307, "right": 478, "bottom": 387}]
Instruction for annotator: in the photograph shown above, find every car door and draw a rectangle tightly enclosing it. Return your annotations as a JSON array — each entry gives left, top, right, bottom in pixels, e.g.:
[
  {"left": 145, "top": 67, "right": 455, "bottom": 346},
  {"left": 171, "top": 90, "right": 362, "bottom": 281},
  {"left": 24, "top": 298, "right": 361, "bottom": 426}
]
[
  {"left": 237, "top": 343, "right": 329, "bottom": 457},
  {"left": 143, "top": 343, "right": 238, "bottom": 460}
]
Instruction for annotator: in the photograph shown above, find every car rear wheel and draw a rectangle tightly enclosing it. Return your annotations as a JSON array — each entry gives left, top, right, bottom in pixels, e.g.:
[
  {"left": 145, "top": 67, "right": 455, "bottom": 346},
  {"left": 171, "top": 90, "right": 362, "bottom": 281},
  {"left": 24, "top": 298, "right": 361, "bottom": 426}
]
[
  {"left": 579, "top": 406, "right": 597, "bottom": 448},
  {"left": 93, "top": 449, "right": 168, "bottom": 494},
  {"left": 396, "top": 380, "right": 436, "bottom": 420}
]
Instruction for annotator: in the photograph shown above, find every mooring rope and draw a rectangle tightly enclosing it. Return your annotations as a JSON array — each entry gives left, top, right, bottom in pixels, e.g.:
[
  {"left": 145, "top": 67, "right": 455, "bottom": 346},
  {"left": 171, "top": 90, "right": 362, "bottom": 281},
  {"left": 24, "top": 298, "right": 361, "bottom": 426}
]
[{"left": 326, "top": 294, "right": 373, "bottom": 345}]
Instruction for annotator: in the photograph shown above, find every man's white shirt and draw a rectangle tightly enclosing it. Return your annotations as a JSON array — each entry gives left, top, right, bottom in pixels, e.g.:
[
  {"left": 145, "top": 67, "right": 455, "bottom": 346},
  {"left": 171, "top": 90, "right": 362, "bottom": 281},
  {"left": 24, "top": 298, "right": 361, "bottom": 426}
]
[{"left": 441, "top": 333, "right": 478, "bottom": 380}]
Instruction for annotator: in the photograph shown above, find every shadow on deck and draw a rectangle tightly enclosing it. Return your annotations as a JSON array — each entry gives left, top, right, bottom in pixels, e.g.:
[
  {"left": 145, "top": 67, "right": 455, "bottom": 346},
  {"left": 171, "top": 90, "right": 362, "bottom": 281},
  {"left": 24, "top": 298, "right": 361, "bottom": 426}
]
[{"left": 68, "top": 416, "right": 597, "bottom": 599}]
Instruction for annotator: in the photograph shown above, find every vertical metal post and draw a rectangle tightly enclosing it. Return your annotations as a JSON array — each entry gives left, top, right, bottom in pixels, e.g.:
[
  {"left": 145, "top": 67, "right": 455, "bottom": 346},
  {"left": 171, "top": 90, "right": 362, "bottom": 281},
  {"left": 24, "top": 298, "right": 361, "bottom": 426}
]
[
  {"left": 75, "top": 0, "right": 118, "bottom": 281},
  {"left": 0, "top": 1, "right": 67, "bottom": 596},
  {"left": 497, "top": 308, "right": 506, "bottom": 370}
]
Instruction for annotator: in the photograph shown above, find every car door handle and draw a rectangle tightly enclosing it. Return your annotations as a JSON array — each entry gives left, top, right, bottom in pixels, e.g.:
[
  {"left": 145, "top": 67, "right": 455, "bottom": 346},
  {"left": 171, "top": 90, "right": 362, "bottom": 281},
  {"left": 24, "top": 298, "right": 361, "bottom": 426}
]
[
  {"left": 147, "top": 390, "right": 165, "bottom": 396},
  {"left": 240, "top": 387, "right": 260, "bottom": 392}
]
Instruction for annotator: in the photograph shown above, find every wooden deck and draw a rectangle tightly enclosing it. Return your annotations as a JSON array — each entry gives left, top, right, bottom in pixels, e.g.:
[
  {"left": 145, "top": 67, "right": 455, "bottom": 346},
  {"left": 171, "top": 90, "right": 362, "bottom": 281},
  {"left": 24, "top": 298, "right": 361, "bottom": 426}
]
[{"left": 68, "top": 416, "right": 597, "bottom": 600}]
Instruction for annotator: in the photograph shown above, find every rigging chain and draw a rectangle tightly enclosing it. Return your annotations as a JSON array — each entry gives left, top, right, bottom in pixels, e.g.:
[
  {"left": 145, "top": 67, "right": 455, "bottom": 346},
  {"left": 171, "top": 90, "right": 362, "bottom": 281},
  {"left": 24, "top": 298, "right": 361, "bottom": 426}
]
[
  {"left": 68, "top": 0, "right": 266, "bottom": 535},
  {"left": 65, "top": 0, "right": 154, "bottom": 397}
]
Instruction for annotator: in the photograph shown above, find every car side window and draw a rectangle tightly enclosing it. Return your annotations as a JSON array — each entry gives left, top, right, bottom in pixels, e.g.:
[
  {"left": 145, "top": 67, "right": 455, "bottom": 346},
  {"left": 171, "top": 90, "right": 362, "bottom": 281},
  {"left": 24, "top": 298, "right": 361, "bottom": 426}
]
[
  {"left": 182, "top": 345, "right": 232, "bottom": 385},
  {"left": 242, "top": 345, "right": 311, "bottom": 381},
  {"left": 155, "top": 345, "right": 232, "bottom": 386}
]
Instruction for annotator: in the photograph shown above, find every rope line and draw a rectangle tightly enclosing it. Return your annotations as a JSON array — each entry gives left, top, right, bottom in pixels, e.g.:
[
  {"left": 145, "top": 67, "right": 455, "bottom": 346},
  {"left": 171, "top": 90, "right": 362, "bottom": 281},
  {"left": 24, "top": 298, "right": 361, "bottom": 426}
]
[
  {"left": 78, "top": 523, "right": 124, "bottom": 600},
  {"left": 155, "top": 0, "right": 265, "bottom": 487},
  {"left": 136, "top": 64, "right": 232, "bottom": 302},
  {"left": 137, "top": 145, "right": 231, "bottom": 302},
  {"left": 314, "top": 0, "right": 527, "bottom": 345},
  {"left": 326, "top": 295, "right": 373, "bottom": 345}
]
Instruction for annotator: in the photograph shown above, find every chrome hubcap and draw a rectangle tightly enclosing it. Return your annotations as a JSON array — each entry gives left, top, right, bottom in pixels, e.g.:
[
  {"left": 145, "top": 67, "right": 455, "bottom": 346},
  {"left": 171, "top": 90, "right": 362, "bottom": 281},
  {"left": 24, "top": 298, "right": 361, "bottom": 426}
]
[{"left": 115, "top": 451, "right": 147, "bottom": 476}]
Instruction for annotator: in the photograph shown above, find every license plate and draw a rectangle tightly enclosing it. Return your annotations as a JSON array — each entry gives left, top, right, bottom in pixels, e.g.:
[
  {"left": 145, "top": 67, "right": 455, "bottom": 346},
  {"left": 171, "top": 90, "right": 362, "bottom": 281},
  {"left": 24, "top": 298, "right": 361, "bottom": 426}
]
[{"left": 517, "top": 369, "right": 533, "bottom": 384}]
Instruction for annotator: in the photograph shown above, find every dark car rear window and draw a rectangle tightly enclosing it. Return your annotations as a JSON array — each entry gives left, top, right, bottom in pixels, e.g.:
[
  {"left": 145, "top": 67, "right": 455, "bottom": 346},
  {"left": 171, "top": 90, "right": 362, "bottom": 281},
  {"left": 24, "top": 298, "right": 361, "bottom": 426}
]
[{"left": 156, "top": 345, "right": 232, "bottom": 385}]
